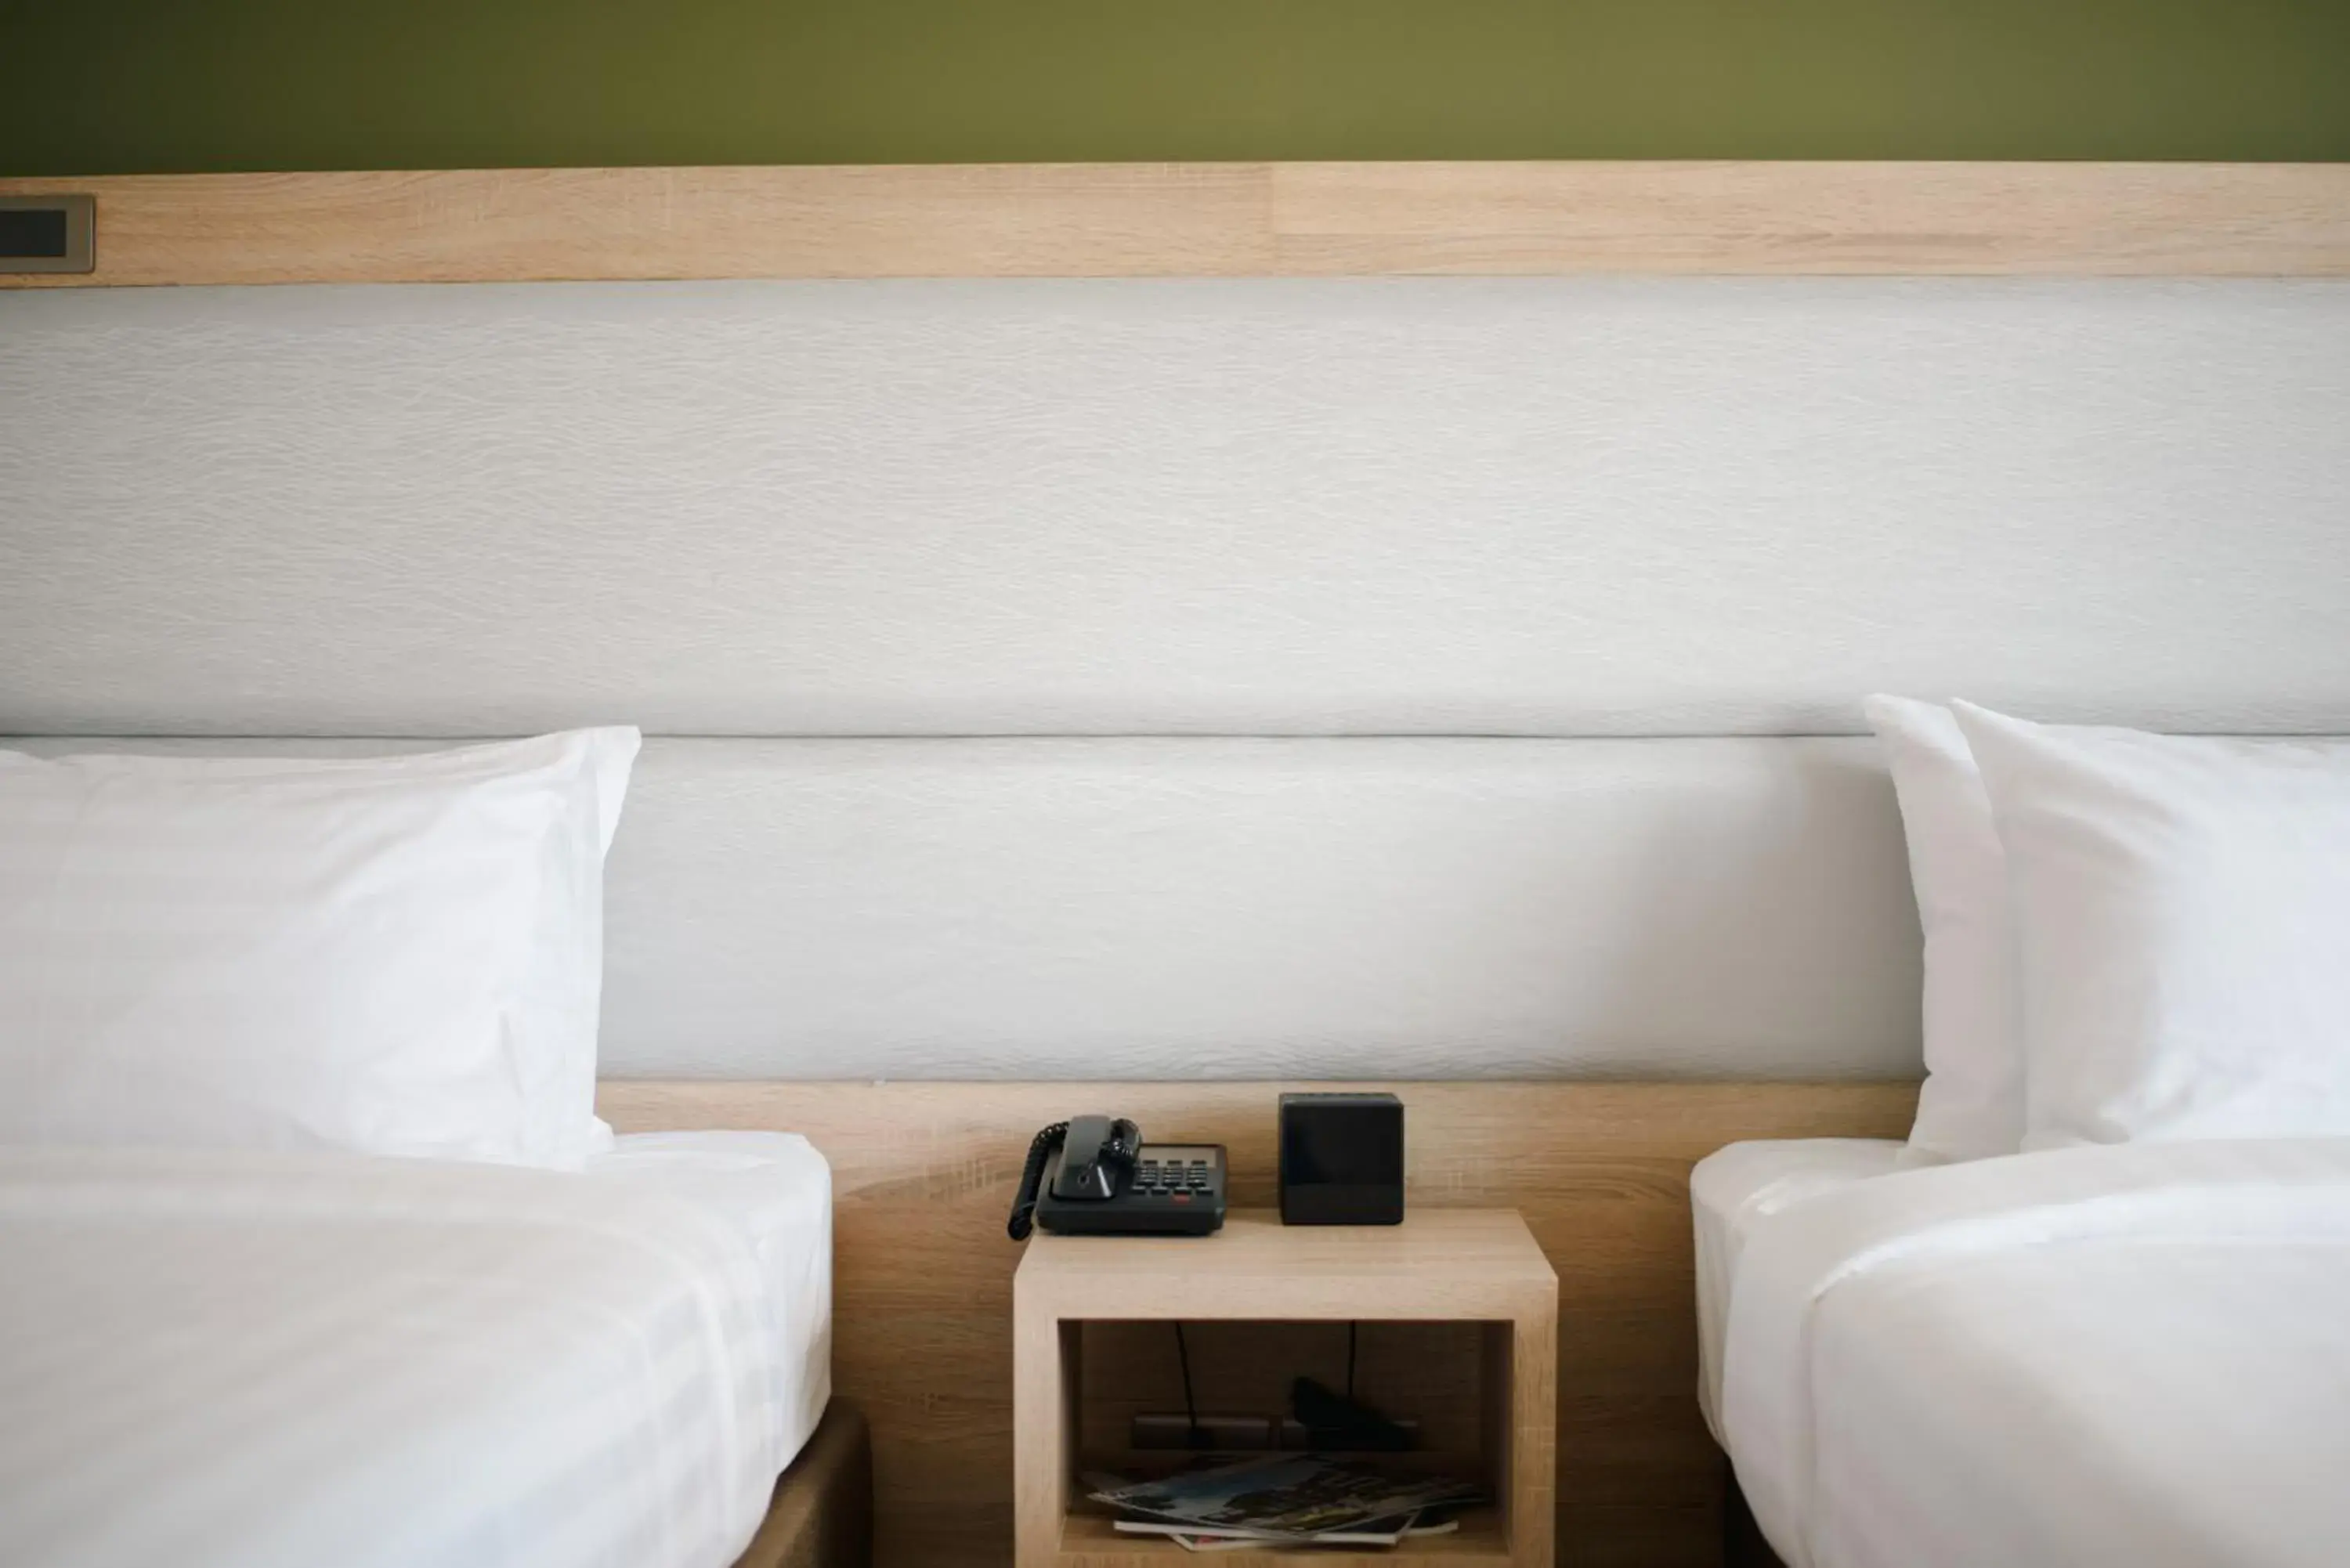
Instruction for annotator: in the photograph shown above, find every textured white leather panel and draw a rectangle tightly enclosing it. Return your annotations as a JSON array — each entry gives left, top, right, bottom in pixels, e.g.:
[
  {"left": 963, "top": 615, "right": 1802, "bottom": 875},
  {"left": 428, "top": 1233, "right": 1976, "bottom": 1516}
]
[
  {"left": 5, "top": 278, "right": 2347, "bottom": 737},
  {"left": 9, "top": 735, "right": 1923, "bottom": 1079}
]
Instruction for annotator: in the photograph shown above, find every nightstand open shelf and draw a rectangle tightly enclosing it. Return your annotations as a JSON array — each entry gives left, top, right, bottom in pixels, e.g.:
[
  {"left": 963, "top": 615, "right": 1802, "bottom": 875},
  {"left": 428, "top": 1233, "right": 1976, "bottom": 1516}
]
[{"left": 1013, "top": 1210, "right": 1557, "bottom": 1568}]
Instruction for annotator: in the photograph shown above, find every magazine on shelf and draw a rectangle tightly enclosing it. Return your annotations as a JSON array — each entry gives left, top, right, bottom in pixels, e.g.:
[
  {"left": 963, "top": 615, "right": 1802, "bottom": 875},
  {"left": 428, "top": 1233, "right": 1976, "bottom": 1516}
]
[
  {"left": 1084, "top": 1454, "right": 1482, "bottom": 1545},
  {"left": 1113, "top": 1513, "right": 1464, "bottom": 1550},
  {"left": 1163, "top": 1523, "right": 1460, "bottom": 1553}
]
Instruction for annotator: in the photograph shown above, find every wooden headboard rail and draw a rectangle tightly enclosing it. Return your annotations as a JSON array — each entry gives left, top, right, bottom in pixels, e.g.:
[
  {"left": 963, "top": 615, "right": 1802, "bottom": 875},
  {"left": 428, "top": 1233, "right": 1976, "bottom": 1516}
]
[{"left": 2, "top": 161, "right": 2347, "bottom": 287}]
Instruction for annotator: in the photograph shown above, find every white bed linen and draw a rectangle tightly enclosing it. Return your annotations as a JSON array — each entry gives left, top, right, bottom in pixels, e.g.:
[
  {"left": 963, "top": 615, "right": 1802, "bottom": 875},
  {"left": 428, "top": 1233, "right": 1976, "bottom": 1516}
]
[
  {"left": 1954, "top": 703, "right": 2350, "bottom": 1149},
  {"left": 1864, "top": 696, "right": 2024, "bottom": 1165},
  {"left": 1721, "top": 1139, "right": 2350, "bottom": 1568},
  {"left": 1690, "top": 1138, "right": 1906, "bottom": 1443},
  {"left": 0, "top": 1131, "right": 830, "bottom": 1568}
]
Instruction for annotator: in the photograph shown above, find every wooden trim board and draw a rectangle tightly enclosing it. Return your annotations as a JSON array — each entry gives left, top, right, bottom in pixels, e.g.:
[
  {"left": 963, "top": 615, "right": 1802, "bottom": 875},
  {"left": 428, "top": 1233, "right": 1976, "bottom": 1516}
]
[
  {"left": 598, "top": 1078, "right": 1919, "bottom": 1568},
  {"left": 3, "top": 162, "right": 2346, "bottom": 287}
]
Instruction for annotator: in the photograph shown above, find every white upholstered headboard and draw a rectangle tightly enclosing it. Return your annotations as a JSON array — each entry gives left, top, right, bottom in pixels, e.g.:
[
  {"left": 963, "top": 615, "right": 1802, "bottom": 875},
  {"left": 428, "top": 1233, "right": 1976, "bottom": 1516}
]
[{"left": 6, "top": 276, "right": 2348, "bottom": 1078}]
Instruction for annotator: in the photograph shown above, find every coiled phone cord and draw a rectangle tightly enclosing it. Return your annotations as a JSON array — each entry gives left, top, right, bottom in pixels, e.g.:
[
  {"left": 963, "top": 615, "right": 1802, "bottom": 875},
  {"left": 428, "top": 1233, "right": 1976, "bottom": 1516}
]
[{"left": 1005, "top": 1121, "right": 1069, "bottom": 1241}]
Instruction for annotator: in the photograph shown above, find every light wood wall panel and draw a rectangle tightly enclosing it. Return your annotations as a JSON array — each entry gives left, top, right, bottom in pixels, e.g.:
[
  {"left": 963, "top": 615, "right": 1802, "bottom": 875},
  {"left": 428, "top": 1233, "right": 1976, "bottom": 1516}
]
[
  {"left": 3, "top": 161, "right": 2347, "bottom": 287},
  {"left": 1267, "top": 161, "right": 2350, "bottom": 277},
  {"left": 598, "top": 1078, "right": 1920, "bottom": 1568}
]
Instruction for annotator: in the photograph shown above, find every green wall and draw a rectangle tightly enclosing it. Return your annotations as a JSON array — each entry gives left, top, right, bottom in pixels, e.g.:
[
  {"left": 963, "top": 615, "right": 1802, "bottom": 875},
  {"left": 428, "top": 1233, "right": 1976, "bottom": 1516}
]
[{"left": 4, "top": 0, "right": 2347, "bottom": 175}]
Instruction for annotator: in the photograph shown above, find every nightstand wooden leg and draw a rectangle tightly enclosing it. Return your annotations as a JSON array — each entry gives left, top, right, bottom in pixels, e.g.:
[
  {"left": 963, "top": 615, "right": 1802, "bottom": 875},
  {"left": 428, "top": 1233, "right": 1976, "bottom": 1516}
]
[
  {"left": 1500, "top": 1307, "right": 1557, "bottom": 1567},
  {"left": 1014, "top": 1303, "right": 1080, "bottom": 1568}
]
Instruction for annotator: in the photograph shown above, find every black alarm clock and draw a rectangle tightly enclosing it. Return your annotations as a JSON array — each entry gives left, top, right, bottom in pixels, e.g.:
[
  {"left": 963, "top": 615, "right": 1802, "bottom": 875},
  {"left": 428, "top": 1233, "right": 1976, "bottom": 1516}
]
[{"left": 1278, "top": 1092, "right": 1405, "bottom": 1226}]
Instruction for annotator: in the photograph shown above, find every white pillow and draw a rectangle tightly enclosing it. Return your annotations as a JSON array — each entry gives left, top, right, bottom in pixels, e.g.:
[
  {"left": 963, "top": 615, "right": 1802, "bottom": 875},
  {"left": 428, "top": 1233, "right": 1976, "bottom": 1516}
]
[
  {"left": 1954, "top": 702, "right": 2350, "bottom": 1149},
  {"left": 0, "top": 728, "right": 638, "bottom": 1168},
  {"left": 1864, "top": 696, "right": 2024, "bottom": 1164}
]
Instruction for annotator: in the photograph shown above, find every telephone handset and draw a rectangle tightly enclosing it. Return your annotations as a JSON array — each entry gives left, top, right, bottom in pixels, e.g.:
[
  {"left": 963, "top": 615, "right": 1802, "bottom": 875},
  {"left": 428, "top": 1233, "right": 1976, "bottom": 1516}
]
[
  {"left": 1007, "top": 1115, "right": 1227, "bottom": 1240},
  {"left": 1050, "top": 1115, "right": 1141, "bottom": 1201}
]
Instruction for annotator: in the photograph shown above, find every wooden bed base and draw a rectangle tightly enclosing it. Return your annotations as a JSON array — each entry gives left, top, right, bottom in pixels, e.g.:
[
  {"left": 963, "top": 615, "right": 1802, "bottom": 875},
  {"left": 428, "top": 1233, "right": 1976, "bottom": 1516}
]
[
  {"left": 601, "top": 1078, "right": 1917, "bottom": 1568},
  {"left": 732, "top": 1400, "right": 873, "bottom": 1568}
]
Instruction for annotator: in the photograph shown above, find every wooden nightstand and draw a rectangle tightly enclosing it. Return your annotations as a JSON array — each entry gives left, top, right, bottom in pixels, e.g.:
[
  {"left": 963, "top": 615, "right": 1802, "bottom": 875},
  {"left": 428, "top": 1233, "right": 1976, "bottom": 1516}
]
[{"left": 1013, "top": 1208, "right": 1557, "bottom": 1568}]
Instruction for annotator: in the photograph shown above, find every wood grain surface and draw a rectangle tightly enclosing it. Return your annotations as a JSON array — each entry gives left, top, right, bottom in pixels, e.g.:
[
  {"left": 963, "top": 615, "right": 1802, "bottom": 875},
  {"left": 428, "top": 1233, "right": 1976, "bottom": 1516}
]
[
  {"left": 598, "top": 1078, "right": 1918, "bottom": 1568},
  {"left": 1014, "top": 1210, "right": 1555, "bottom": 1567},
  {"left": 3, "top": 161, "right": 2346, "bottom": 286}
]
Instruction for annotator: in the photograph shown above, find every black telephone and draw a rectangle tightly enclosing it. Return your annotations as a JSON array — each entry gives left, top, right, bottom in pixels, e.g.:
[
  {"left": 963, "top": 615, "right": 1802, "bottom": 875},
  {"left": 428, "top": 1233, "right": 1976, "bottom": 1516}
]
[{"left": 1006, "top": 1116, "right": 1227, "bottom": 1239}]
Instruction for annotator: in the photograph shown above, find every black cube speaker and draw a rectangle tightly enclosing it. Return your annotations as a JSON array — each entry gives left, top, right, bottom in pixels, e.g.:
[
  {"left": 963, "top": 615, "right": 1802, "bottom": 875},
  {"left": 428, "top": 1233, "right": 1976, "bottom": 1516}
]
[{"left": 1278, "top": 1092, "right": 1405, "bottom": 1225}]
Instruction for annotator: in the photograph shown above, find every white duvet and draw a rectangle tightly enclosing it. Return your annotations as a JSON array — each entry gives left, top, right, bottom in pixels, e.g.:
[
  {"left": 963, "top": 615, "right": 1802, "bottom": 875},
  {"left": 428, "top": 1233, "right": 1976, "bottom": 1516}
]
[
  {"left": 0, "top": 1138, "right": 830, "bottom": 1568},
  {"left": 1722, "top": 1138, "right": 2350, "bottom": 1568}
]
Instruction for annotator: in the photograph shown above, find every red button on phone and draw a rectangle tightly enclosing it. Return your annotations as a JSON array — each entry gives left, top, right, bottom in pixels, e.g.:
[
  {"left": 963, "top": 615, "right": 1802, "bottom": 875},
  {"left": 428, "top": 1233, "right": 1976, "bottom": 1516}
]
[{"left": 1170, "top": 1194, "right": 1191, "bottom": 1202}]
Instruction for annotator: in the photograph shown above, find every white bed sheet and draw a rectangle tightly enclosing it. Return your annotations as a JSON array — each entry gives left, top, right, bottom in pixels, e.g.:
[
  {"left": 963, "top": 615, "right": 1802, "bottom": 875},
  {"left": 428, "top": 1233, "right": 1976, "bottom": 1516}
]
[
  {"left": 1720, "top": 1138, "right": 2350, "bottom": 1568},
  {"left": 0, "top": 1131, "right": 831, "bottom": 1568},
  {"left": 1690, "top": 1137, "right": 1906, "bottom": 1443}
]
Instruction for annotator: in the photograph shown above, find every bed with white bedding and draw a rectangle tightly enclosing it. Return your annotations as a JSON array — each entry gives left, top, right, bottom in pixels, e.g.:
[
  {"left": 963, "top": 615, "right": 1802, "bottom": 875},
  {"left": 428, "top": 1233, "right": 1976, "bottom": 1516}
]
[
  {"left": 1696, "top": 702, "right": 2350, "bottom": 1566},
  {"left": 0, "top": 1131, "right": 832, "bottom": 1568},
  {"left": 1712, "top": 1139, "right": 2350, "bottom": 1568}
]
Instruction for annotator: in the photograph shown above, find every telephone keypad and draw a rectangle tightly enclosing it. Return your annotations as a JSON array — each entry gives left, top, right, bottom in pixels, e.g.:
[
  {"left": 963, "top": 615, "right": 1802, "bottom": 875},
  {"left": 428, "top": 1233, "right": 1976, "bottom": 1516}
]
[{"left": 1124, "top": 1144, "right": 1224, "bottom": 1224}]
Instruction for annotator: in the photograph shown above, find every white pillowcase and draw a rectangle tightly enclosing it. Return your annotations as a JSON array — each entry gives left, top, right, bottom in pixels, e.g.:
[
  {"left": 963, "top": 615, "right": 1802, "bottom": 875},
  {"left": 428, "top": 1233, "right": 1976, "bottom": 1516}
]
[
  {"left": 1954, "top": 702, "right": 2350, "bottom": 1149},
  {"left": 0, "top": 729, "right": 639, "bottom": 1168},
  {"left": 1864, "top": 696, "right": 2024, "bottom": 1164}
]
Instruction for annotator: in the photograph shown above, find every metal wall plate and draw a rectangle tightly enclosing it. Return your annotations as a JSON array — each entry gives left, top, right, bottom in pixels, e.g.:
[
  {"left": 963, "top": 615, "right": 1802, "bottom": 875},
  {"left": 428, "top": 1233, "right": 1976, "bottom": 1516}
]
[{"left": 0, "top": 194, "right": 96, "bottom": 273}]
